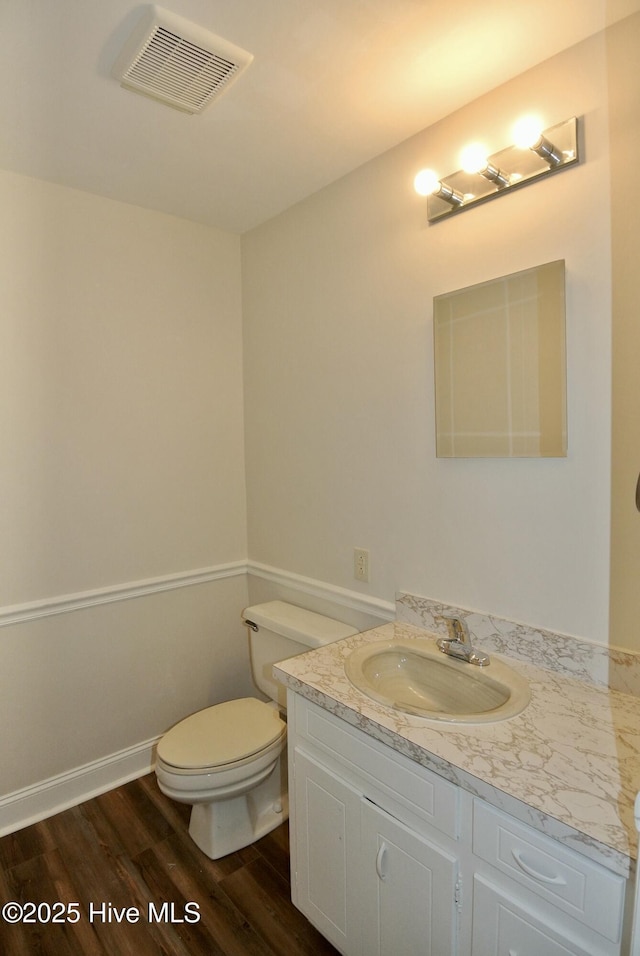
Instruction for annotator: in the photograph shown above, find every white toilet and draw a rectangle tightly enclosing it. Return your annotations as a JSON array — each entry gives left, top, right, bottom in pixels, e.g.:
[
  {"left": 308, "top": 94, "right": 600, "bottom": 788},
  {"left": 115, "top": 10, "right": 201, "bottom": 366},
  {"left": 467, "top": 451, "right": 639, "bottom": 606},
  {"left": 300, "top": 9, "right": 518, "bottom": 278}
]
[{"left": 155, "top": 600, "right": 358, "bottom": 859}]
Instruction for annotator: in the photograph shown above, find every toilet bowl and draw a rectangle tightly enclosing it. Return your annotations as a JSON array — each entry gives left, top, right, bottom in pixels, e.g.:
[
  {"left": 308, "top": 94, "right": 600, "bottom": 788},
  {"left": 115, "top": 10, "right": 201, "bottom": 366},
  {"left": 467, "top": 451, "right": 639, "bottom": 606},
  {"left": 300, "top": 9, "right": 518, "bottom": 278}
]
[
  {"left": 155, "top": 601, "right": 358, "bottom": 859},
  {"left": 156, "top": 697, "right": 287, "bottom": 859}
]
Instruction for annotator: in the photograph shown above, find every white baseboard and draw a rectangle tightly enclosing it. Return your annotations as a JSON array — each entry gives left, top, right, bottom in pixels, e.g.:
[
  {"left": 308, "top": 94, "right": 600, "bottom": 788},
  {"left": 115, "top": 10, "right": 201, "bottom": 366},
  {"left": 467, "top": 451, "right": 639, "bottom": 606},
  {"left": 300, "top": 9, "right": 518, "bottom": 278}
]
[{"left": 0, "top": 736, "right": 159, "bottom": 836}]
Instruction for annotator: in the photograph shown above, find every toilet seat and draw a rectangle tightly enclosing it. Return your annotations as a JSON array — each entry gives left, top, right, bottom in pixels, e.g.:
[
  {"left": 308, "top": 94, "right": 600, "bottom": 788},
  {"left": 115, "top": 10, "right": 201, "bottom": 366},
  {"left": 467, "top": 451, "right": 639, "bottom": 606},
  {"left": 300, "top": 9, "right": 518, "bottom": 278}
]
[{"left": 156, "top": 697, "right": 286, "bottom": 774}]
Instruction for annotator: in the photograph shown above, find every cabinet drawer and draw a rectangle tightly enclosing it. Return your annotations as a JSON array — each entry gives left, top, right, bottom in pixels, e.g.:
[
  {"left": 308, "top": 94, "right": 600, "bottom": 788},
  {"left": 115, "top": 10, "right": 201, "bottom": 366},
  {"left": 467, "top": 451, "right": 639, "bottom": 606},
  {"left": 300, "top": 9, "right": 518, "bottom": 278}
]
[
  {"left": 293, "top": 695, "right": 459, "bottom": 839},
  {"left": 472, "top": 875, "right": 609, "bottom": 956},
  {"left": 473, "top": 800, "right": 625, "bottom": 943}
]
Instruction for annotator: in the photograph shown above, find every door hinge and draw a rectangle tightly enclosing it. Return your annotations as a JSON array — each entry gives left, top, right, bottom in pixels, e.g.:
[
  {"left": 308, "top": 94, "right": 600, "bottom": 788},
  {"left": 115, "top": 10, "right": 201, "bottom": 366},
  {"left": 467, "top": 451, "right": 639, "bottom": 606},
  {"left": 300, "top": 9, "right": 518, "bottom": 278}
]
[{"left": 454, "top": 877, "right": 463, "bottom": 911}]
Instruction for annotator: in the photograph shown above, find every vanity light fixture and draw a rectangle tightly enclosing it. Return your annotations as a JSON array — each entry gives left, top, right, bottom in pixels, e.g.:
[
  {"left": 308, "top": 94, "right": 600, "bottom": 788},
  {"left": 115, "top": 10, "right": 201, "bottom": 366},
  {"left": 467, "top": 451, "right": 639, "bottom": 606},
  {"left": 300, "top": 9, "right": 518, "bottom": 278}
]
[{"left": 415, "top": 115, "right": 579, "bottom": 223}]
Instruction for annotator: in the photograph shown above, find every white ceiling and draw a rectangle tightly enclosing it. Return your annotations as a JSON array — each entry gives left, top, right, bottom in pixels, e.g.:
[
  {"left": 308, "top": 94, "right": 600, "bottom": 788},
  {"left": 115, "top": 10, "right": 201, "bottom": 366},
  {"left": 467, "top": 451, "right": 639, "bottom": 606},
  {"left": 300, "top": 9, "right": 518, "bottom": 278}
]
[{"left": 0, "top": 0, "right": 637, "bottom": 234}]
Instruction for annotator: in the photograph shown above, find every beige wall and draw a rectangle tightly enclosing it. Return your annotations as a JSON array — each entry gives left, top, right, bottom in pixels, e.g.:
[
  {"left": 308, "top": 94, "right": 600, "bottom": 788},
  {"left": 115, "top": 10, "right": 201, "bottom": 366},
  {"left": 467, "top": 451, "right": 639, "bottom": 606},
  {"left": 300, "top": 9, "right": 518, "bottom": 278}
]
[
  {"left": 0, "top": 171, "right": 247, "bottom": 600},
  {"left": 0, "top": 576, "right": 252, "bottom": 795},
  {"left": 608, "top": 11, "right": 640, "bottom": 650},
  {"left": 242, "top": 31, "right": 613, "bottom": 644},
  {"left": 0, "top": 172, "right": 254, "bottom": 798}
]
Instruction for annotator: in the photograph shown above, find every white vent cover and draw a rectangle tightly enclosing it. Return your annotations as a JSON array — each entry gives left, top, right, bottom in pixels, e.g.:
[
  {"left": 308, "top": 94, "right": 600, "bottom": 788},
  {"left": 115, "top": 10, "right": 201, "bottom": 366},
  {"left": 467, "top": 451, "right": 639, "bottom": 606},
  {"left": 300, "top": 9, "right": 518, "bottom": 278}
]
[{"left": 112, "top": 6, "right": 253, "bottom": 114}]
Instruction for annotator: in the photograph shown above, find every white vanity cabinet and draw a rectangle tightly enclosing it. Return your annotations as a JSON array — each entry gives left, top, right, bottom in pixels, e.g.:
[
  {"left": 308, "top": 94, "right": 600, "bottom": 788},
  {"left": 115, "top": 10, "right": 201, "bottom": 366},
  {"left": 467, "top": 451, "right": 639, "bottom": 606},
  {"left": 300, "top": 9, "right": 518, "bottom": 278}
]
[
  {"left": 287, "top": 692, "right": 628, "bottom": 956},
  {"left": 288, "top": 695, "right": 459, "bottom": 956},
  {"left": 359, "top": 797, "right": 459, "bottom": 955},
  {"left": 292, "top": 748, "right": 458, "bottom": 955},
  {"left": 288, "top": 691, "right": 463, "bottom": 955},
  {"left": 470, "top": 800, "right": 626, "bottom": 956}
]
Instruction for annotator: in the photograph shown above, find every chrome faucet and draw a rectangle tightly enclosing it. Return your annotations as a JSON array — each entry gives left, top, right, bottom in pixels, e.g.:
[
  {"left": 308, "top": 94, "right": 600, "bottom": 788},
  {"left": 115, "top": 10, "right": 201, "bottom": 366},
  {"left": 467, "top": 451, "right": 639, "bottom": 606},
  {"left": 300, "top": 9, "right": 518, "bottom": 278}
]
[{"left": 437, "top": 617, "right": 490, "bottom": 667}]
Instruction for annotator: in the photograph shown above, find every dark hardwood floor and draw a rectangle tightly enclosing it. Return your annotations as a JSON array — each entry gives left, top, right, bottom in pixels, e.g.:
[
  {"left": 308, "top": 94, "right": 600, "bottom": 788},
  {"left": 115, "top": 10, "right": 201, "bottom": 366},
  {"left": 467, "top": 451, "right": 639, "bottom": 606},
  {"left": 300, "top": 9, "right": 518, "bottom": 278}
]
[{"left": 0, "top": 774, "right": 339, "bottom": 956}]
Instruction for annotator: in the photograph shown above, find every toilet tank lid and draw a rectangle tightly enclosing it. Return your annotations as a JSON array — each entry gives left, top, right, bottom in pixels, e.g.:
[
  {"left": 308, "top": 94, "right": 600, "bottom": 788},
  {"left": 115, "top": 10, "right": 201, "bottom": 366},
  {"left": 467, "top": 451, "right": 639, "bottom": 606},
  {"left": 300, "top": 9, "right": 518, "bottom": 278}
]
[{"left": 243, "top": 600, "right": 358, "bottom": 647}]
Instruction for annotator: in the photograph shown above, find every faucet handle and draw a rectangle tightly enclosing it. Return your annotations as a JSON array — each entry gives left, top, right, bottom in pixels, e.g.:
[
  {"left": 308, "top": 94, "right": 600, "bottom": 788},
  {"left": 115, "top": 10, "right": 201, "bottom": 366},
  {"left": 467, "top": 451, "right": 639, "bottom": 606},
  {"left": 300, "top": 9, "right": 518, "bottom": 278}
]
[
  {"left": 444, "top": 616, "right": 469, "bottom": 644},
  {"left": 439, "top": 616, "right": 490, "bottom": 666}
]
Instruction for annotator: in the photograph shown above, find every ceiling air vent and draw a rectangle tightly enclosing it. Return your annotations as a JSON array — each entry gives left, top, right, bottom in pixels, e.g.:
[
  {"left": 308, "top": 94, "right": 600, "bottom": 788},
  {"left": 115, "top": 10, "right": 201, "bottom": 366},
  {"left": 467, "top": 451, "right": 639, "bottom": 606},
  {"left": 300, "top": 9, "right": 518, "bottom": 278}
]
[{"left": 112, "top": 6, "right": 253, "bottom": 114}]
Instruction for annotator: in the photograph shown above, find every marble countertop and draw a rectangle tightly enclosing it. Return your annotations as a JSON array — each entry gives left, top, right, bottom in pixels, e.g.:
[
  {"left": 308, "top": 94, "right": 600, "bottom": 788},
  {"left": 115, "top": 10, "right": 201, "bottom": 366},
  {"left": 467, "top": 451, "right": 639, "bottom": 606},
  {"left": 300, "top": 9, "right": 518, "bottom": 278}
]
[{"left": 274, "top": 621, "right": 640, "bottom": 878}]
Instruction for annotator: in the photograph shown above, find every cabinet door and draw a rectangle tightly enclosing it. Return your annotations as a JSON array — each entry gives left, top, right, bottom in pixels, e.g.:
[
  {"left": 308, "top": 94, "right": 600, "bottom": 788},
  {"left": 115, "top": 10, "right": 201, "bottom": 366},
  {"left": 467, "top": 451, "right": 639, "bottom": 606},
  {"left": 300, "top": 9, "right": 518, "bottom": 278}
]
[
  {"left": 361, "top": 798, "right": 459, "bottom": 956},
  {"left": 472, "top": 875, "right": 607, "bottom": 956},
  {"left": 291, "top": 748, "right": 362, "bottom": 955}
]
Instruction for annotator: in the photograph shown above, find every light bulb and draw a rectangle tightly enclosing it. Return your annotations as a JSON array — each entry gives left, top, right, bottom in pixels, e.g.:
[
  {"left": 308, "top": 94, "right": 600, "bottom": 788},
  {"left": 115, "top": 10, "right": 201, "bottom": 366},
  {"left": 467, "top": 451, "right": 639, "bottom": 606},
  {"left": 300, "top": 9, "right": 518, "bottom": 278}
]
[
  {"left": 513, "top": 115, "right": 544, "bottom": 150},
  {"left": 460, "top": 143, "right": 489, "bottom": 175},
  {"left": 413, "top": 168, "right": 441, "bottom": 196}
]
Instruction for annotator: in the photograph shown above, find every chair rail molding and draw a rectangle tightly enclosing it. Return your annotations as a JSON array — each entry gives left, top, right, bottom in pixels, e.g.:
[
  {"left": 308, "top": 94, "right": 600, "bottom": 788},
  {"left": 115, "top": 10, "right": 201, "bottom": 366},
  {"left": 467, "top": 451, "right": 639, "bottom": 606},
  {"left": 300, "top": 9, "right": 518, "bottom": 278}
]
[
  {"left": 246, "top": 560, "right": 396, "bottom": 620},
  {"left": 0, "top": 561, "right": 247, "bottom": 628},
  {"left": 0, "top": 560, "right": 396, "bottom": 628}
]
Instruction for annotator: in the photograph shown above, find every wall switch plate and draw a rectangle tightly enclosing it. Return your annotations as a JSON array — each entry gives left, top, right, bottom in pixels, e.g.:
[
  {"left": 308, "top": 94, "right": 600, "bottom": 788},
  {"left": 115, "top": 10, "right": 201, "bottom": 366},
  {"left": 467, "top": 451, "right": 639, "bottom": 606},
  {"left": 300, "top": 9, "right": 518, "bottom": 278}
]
[{"left": 354, "top": 548, "right": 369, "bottom": 582}]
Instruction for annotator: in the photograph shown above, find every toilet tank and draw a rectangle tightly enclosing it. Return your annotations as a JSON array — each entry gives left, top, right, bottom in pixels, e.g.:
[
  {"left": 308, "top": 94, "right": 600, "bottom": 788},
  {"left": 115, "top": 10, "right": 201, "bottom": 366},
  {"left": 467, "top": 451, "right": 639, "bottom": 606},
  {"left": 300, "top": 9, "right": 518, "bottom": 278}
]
[{"left": 243, "top": 600, "right": 358, "bottom": 707}]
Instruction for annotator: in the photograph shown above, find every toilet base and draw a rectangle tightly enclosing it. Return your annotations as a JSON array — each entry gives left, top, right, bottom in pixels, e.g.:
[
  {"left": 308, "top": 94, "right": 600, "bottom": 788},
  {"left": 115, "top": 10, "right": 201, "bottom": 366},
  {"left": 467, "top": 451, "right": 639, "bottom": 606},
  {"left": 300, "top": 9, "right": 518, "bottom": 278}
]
[{"left": 188, "top": 754, "right": 288, "bottom": 860}]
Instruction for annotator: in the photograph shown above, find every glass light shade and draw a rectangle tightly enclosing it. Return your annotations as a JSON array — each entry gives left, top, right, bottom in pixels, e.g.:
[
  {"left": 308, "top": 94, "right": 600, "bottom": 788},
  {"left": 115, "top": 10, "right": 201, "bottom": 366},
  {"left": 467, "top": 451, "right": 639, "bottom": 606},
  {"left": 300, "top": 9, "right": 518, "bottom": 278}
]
[
  {"left": 414, "top": 168, "right": 440, "bottom": 196},
  {"left": 513, "top": 115, "right": 544, "bottom": 150},
  {"left": 460, "top": 143, "right": 489, "bottom": 175}
]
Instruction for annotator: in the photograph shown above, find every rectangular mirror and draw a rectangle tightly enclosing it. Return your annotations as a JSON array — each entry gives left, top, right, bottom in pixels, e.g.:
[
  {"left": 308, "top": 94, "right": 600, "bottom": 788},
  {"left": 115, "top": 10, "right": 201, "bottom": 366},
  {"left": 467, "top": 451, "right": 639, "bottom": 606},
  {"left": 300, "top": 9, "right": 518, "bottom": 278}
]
[{"left": 434, "top": 260, "right": 567, "bottom": 458}]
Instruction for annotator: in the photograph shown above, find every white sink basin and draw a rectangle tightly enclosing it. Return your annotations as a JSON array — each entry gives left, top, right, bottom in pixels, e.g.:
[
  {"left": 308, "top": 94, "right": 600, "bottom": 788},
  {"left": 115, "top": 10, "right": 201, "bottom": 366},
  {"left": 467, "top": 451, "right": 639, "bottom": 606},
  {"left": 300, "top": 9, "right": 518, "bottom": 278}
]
[{"left": 345, "top": 639, "right": 530, "bottom": 723}]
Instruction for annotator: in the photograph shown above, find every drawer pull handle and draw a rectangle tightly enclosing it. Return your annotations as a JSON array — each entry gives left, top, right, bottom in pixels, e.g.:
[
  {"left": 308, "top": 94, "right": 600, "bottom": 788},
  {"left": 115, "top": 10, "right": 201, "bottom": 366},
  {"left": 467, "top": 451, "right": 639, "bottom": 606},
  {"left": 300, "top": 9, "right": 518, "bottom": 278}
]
[
  {"left": 511, "top": 848, "right": 567, "bottom": 886},
  {"left": 376, "top": 843, "right": 388, "bottom": 881}
]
